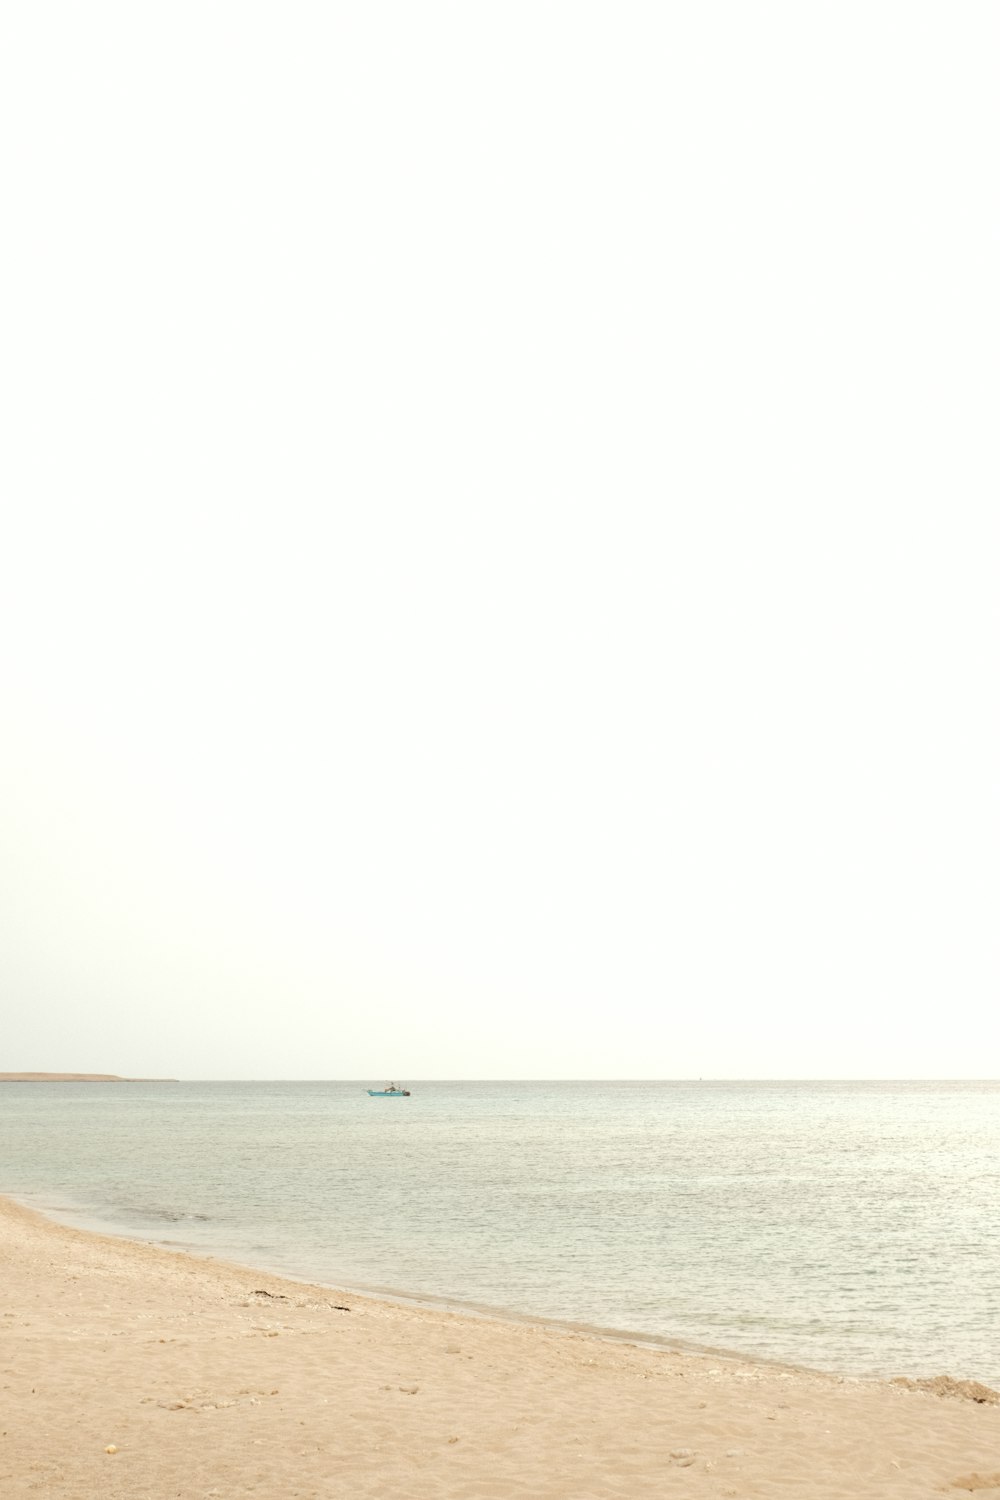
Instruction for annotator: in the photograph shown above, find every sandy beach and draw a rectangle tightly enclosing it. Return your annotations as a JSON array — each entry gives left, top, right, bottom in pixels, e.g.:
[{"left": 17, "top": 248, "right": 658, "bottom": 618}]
[{"left": 2, "top": 1195, "right": 999, "bottom": 1499}]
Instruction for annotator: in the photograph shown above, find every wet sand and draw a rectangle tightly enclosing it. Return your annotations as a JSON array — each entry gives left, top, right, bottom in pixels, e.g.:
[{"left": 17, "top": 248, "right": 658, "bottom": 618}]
[{"left": 2, "top": 1194, "right": 999, "bottom": 1498}]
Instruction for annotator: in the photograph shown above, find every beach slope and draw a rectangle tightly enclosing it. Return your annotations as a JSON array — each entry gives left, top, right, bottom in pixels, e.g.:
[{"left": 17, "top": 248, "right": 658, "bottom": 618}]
[{"left": 1, "top": 1195, "right": 998, "bottom": 1498}]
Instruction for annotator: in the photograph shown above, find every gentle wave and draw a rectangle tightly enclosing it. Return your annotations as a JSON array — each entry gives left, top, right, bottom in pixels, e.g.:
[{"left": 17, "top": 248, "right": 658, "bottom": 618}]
[{"left": 2, "top": 1079, "right": 998, "bottom": 1383}]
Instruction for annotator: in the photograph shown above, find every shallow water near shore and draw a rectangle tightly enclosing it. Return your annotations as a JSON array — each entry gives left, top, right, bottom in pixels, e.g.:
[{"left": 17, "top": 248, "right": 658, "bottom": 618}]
[{"left": 2, "top": 1079, "right": 998, "bottom": 1382}]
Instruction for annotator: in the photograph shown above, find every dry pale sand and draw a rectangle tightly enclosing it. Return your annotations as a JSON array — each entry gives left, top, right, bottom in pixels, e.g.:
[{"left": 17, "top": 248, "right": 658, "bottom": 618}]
[{"left": 2, "top": 1196, "right": 999, "bottom": 1499}]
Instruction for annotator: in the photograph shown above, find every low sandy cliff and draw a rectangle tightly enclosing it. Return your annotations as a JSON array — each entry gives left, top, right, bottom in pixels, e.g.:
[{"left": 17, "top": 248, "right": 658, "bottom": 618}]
[{"left": 0, "top": 1072, "right": 175, "bottom": 1082}]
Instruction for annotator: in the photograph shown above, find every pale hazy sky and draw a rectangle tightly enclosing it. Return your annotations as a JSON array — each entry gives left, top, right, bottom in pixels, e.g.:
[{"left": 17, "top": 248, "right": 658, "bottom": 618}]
[{"left": 1, "top": 3, "right": 996, "bottom": 1079}]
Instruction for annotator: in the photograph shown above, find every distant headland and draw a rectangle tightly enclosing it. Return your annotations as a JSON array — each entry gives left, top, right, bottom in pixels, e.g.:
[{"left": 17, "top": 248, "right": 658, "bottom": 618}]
[{"left": 0, "top": 1073, "right": 178, "bottom": 1083}]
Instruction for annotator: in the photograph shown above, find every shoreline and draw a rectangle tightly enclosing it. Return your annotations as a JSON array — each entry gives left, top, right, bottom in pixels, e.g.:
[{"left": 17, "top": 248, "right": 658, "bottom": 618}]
[
  {"left": 3, "top": 1194, "right": 1000, "bottom": 1498},
  {"left": 12, "top": 1187, "right": 1000, "bottom": 1390},
  {"left": 7, "top": 1188, "right": 821, "bottom": 1379}
]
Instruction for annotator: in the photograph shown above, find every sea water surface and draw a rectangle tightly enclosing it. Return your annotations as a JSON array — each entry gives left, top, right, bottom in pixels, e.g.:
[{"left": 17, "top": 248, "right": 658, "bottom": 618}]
[{"left": 2, "top": 1080, "right": 999, "bottom": 1383}]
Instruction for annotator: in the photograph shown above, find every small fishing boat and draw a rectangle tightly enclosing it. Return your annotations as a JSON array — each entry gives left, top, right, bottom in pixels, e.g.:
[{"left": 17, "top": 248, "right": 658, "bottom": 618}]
[{"left": 366, "top": 1082, "right": 411, "bottom": 1097}]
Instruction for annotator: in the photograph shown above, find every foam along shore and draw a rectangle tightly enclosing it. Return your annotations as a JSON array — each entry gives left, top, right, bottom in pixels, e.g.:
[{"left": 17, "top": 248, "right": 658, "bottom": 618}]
[{"left": 2, "top": 1197, "right": 999, "bottom": 1500}]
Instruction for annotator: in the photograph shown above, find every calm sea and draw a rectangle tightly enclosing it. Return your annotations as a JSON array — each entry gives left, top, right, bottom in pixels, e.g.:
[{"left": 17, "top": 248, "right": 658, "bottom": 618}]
[{"left": 2, "top": 1080, "right": 998, "bottom": 1383}]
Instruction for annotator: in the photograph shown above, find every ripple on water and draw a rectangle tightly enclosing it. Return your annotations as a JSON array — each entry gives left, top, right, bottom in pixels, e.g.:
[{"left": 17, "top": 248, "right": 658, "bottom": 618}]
[{"left": 2, "top": 1079, "right": 999, "bottom": 1383}]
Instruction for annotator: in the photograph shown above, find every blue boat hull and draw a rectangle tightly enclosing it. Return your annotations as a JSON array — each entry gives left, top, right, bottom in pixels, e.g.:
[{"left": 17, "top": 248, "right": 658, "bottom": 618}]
[{"left": 367, "top": 1089, "right": 410, "bottom": 1097}]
